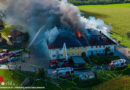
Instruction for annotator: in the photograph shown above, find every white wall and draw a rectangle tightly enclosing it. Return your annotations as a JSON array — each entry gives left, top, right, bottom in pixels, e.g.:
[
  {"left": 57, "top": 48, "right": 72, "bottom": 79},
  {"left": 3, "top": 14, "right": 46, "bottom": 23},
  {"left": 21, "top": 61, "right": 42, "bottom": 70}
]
[
  {"left": 49, "top": 45, "right": 116, "bottom": 60},
  {"left": 86, "top": 45, "right": 115, "bottom": 56}
]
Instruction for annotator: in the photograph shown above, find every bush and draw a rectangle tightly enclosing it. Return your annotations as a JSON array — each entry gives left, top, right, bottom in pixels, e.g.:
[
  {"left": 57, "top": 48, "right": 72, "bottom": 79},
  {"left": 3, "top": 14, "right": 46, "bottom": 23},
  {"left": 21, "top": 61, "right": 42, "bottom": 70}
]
[
  {"left": 96, "top": 70, "right": 122, "bottom": 82},
  {"left": 127, "top": 31, "right": 130, "bottom": 38},
  {"left": 35, "top": 68, "right": 45, "bottom": 79},
  {"left": 73, "top": 77, "right": 100, "bottom": 88},
  {"left": 90, "top": 56, "right": 120, "bottom": 65}
]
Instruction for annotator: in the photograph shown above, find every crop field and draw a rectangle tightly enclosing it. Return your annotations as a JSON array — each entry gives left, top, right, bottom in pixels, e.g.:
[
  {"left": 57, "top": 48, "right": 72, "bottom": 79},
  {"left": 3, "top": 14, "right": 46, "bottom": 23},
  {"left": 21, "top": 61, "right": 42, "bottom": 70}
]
[{"left": 78, "top": 3, "right": 130, "bottom": 48}]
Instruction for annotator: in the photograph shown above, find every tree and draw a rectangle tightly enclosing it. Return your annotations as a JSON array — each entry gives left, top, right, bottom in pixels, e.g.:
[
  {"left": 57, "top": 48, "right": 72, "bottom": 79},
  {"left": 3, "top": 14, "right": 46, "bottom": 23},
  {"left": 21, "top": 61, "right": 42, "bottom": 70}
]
[
  {"left": 81, "top": 52, "right": 87, "bottom": 61},
  {"left": 35, "top": 68, "right": 45, "bottom": 79},
  {"left": 104, "top": 47, "right": 110, "bottom": 56},
  {"left": 127, "top": 31, "right": 130, "bottom": 38}
]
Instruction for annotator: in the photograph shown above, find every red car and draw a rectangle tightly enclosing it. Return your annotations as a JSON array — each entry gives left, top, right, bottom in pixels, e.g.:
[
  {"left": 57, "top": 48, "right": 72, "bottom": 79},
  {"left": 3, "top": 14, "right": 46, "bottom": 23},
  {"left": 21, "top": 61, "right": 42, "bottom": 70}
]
[
  {"left": 0, "top": 57, "right": 8, "bottom": 64},
  {"left": 8, "top": 52, "right": 16, "bottom": 57}
]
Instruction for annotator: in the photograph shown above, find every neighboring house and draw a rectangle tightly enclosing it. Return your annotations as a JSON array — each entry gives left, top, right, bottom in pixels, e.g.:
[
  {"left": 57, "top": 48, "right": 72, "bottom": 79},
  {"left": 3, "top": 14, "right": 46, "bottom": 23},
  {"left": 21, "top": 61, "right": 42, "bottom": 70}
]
[
  {"left": 0, "top": 19, "right": 4, "bottom": 30},
  {"left": 9, "top": 30, "right": 24, "bottom": 46},
  {"left": 71, "top": 56, "right": 86, "bottom": 68},
  {"left": 48, "top": 28, "right": 117, "bottom": 60},
  {"left": 0, "top": 33, "right": 7, "bottom": 47}
]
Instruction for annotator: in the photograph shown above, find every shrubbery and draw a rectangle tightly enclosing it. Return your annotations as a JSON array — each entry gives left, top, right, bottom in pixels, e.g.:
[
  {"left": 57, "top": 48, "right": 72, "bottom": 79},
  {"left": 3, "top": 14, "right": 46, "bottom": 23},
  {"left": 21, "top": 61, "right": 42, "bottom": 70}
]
[
  {"left": 90, "top": 56, "right": 120, "bottom": 65},
  {"left": 127, "top": 31, "right": 130, "bottom": 38}
]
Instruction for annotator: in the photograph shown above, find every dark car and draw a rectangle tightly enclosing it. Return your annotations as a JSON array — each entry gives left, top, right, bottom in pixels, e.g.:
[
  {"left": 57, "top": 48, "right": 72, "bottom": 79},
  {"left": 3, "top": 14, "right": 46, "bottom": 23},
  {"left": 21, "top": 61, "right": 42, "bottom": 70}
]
[{"left": 10, "top": 57, "right": 18, "bottom": 62}]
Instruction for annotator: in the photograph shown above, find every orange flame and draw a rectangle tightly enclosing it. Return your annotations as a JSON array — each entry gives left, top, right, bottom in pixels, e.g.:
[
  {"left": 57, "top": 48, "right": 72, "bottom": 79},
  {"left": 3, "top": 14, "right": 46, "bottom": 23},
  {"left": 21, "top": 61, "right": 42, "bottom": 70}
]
[{"left": 77, "top": 31, "right": 82, "bottom": 38}]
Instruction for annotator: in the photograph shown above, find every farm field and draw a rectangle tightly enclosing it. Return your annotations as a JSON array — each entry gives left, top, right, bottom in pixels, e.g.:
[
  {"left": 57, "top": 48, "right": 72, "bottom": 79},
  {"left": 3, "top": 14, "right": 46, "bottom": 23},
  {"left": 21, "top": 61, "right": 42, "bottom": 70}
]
[
  {"left": 94, "top": 76, "right": 130, "bottom": 90},
  {"left": 78, "top": 3, "right": 130, "bottom": 48}
]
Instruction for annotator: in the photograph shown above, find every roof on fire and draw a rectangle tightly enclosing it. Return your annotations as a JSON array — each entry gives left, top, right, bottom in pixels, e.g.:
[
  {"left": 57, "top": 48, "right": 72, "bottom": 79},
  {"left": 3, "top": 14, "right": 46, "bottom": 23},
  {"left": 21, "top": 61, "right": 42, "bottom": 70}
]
[
  {"left": 48, "top": 31, "right": 89, "bottom": 49},
  {"left": 48, "top": 29, "right": 116, "bottom": 49}
]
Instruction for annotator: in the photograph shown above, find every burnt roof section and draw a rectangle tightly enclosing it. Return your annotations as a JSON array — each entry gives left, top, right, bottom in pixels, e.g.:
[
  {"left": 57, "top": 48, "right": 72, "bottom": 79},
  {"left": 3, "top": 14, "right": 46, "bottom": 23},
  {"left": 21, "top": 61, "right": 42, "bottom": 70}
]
[
  {"left": 48, "top": 29, "right": 116, "bottom": 49},
  {"left": 48, "top": 31, "right": 89, "bottom": 49},
  {"left": 86, "top": 29, "right": 117, "bottom": 46}
]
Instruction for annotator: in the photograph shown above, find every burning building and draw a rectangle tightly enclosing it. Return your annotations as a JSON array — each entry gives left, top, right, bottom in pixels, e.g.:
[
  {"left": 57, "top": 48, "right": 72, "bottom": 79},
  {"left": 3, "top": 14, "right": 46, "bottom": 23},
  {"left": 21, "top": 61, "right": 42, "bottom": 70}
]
[
  {"left": 0, "top": 0, "right": 118, "bottom": 61},
  {"left": 48, "top": 27, "right": 117, "bottom": 60}
]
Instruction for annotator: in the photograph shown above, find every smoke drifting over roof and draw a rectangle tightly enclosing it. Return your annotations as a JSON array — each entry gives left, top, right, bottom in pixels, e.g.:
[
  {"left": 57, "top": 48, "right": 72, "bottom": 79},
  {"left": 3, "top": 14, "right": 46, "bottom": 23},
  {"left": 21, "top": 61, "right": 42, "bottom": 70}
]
[
  {"left": 0, "top": 0, "right": 111, "bottom": 58},
  {"left": 0, "top": 0, "right": 110, "bottom": 33},
  {"left": 0, "top": 0, "right": 82, "bottom": 31}
]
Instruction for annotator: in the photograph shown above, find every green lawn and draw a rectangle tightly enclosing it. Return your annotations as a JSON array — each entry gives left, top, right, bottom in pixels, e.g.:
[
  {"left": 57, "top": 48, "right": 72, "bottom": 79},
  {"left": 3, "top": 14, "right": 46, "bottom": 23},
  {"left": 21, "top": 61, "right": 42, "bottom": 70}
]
[
  {"left": 78, "top": 3, "right": 130, "bottom": 8},
  {"left": 0, "top": 69, "right": 32, "bottom": 87},
  {"left": 78, "top": 3, "right": 130, "bottom": 48}
]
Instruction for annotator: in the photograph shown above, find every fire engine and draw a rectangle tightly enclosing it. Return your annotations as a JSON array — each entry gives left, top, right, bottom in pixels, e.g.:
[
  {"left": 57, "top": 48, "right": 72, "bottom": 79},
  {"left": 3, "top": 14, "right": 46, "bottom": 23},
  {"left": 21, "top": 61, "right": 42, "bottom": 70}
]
[
  {"left": 109, "top": 59, "right": 127, "bottom": 68},
  {"left": 56, "top": 67, "right": 74, "bottom": 78},
  {"left": 50, "top": 60, "right": 58, "bottom": 68}
]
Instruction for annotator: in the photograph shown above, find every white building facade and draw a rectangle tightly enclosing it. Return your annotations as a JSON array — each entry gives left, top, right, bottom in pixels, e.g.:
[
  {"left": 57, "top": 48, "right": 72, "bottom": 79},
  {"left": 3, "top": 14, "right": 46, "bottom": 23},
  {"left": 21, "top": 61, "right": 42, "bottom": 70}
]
[{"left": 49, "top": 44, "right": 116, "bottom": 60}]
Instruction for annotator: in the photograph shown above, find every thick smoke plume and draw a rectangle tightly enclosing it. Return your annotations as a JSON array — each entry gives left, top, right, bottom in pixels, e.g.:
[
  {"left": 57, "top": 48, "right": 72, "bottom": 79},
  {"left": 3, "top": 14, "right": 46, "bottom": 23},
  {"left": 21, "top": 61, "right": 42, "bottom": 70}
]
[
  {"left": 0, "top": 0, "right": 110, "bottom": 33},
  {"left": 0, "top": 0, "right": 110, "bottom": 57}
]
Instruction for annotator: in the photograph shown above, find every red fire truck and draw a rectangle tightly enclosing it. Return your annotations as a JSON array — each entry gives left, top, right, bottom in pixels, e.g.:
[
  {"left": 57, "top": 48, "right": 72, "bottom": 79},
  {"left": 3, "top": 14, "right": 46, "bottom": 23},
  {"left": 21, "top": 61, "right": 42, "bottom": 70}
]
[
  {"left": 56, "top": 67, "right": 74, "bottom": 78},
  {"left": 50, "top": 60, "right": 58, "bottom": 68}
]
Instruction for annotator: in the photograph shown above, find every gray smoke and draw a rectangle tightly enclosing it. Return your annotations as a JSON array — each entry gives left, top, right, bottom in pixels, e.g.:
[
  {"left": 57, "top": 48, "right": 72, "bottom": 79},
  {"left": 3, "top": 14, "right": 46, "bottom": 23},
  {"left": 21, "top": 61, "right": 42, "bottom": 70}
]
[
  {"left": 0, "top": 0, "right": 111, "bottom": 58},
  {"left": 0, "top": 0, "right": 82, "bottom": 31}
]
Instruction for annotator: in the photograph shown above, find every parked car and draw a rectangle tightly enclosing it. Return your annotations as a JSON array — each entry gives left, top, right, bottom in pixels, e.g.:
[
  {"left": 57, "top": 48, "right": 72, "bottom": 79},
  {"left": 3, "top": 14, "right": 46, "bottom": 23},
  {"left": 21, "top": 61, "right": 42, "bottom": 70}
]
[
  {"left": 10, "top": 57, "right": 18, "bottom": 62},
  {"left": 0, "top": 57, "right": 8, "bottom": 64},
  {"left": 9, "top": 49, "right": 22, "bottom": 57},
  {"left": 13, "top": 49, "right": 22, "bottom": 54},
  {"left": 1, "top": 49, "right": 9, "bottom": 55},
  {"left": 0, "top": 53, "right": 5, "bottom": 58},
  {"left": 8, "top": 52, "right": 16, "bottom": 57}
]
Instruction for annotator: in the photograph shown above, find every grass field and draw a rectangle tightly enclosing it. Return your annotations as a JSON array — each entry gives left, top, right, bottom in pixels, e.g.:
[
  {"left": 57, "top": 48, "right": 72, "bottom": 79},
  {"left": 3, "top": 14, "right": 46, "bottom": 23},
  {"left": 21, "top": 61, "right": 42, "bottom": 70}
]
[
  {"left": 94, "top": 76, "right": 130, "bottom": 90},
  {"left": 78, "top": 3, "right": 130, "bottom": 48},
  {"left": 78, "top": 3, "right": 130, "bottom": 8},
  {"left": 0, "top": 69, "right": 32, "bottom": 87}
]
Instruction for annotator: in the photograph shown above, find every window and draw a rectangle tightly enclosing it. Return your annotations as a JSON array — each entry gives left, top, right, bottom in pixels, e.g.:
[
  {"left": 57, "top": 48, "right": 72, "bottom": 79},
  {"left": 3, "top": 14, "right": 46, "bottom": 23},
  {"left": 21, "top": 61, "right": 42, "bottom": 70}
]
[
  {"left": 60, "top": 54, "right": 63, "bottom": 56},
  {"left": 72, "top": 53, "right": 75, "bottom": 56},
  {"left": 52, "top": 55, "right": 56, "bottom": 57},
  {"left": 96, "top": 46, "right": 98, "bottom": 48},
  {"left": 99, "top": 46, "right": 101, "bottom": 48}
]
